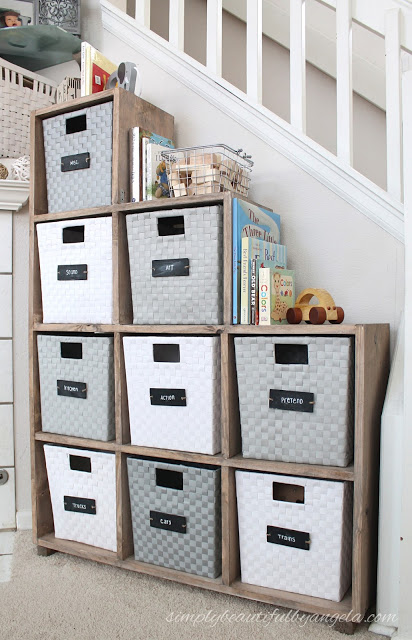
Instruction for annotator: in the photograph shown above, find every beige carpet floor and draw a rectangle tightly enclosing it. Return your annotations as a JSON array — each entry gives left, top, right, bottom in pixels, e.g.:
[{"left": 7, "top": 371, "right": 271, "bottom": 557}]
[{"left": 0, "top": 531, "right": 386, "bottom": 640}]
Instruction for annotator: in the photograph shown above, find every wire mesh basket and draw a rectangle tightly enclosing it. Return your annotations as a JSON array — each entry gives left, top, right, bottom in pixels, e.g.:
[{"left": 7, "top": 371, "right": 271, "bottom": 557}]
[{"left": 161, "top": 144, "right": 253, "bottom": 198}]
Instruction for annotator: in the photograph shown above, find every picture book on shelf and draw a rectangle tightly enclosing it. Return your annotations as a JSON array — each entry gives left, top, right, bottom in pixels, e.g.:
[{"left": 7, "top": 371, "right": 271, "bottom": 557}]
[
  {"left": 240, "top": 237, "right": 287, "bottom": 324},
  {"left": 81, "top": 42, "right": 117, "bottom": 96},
  {"left": 130, "top": 128, "right": 174, "bottom": 202},
  {"left": 232, "top": 198, "right": 281, "bottom": 324},
  {"left": 258, "top": 266, "right": 295, "bottom": 325}
]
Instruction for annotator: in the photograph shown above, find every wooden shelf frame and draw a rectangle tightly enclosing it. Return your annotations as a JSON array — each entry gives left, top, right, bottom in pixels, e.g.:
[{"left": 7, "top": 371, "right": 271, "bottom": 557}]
[{"left": 29, "top": 95, "right": 390, "bottom": 623}]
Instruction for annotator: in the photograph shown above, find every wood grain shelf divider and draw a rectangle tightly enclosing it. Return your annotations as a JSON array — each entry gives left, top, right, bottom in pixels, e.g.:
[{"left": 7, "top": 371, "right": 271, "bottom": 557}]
[{"left": 30, "top": 91, "right": 390, "bottom": 624}]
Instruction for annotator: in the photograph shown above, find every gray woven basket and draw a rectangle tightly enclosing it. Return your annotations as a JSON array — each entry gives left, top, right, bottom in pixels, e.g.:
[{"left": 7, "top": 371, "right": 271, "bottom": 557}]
[
  {"left": 42, "top": 102, "right": 113, "bottom": 213},
  {"left": 38, "top": 335, "right": 115, "bottom": 441},
  {"left": 234, "top": 336, "right": 354, "bottom": 466},
  {"left": 127, "top": 457, "right": 222, "bottom": 578},
  {"left": 126, "top": 206, "right": 223, "bottom": 324}
]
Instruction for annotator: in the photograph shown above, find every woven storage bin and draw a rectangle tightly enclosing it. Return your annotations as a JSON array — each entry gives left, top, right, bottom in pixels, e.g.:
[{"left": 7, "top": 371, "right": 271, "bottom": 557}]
[
  {"left": 37, "top": 335, "right": 115, "bottom": 441},
  {"left": 0, "top": 59, "right": 56, "bottom": 158},
  {"left": 126, "top": 206, "right": 223, "bottom": 324},
  {"left": 127, "top": 457, "right": 221, "bottom": 578},
  {"left": 236, "top": 470, "right": 353, "bottom": 601},
  {"left": 42, "top": 102, "right": 113, "bottom": 213},
  {"left": 44, "top": 445, "right": 117, "bottom": 551},
  {"left": 123, "top": 336, "right": 221, "bottom": 454},
  {"left": 37, "top": 217, "right": 113, "bottom": 324},
  {"left": 234, "top": 336, "right": 354, "bottom": 466}
]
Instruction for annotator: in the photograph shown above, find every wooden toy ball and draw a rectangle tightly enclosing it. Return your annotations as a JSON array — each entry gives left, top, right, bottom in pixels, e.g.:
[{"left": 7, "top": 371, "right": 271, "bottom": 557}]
[{"left": 286, "top": 288, "right": 344, "bottom": 325}]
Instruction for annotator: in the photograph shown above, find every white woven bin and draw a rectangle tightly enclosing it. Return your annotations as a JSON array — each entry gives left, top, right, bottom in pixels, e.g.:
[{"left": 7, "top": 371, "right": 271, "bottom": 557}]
[
  {"left": 123, "top": 336, "right": 221, "bottom": 454},
  {"left": 236, "top": 471, "right": 353, "bottom": 601},
  {"left": 37, "top": 217, "right": 113, "bottom": 324},
  {"left": 0, "top": 58, "right": 56, "bottom": 158},
  {"left": 44, "top": 445, "right": 117, "bottom": 552}
]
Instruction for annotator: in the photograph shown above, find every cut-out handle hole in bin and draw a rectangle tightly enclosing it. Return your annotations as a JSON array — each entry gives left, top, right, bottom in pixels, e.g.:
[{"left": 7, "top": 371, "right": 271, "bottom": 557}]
[
  {"left": 157, "top": 216, "right": 185, "bottom": 236},
  {"left": 66, "top": 114, "right": 87, "bottom": 135},
  {"left": 61, "top": 342, "right": 83, "bottom": 360},
  {"left": 69, "top": 455, "right": 92, "bottom": 473},
  {"left": 63, "top": 226, "right": 85, "bottom": 244},
  {"left": 153, "top": 344, "right": 180, "bottom": 363},
  {"left": 273, "top": 482, "right": 305, "bottom": 504},
  {"left": 275, "top": 344, "right": 308, "bottom": 365},
  {"left": 156, "top": 468, "right": 184, "bottom": 490}
]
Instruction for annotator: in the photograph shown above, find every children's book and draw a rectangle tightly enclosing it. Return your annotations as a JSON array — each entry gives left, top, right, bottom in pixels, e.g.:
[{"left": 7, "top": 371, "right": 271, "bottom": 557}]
[
  {"left": 240, "top": 237, "right": 287, "bottom": 324},
  {"left": 130, "top": 128, "right": 174, "bottom": 202},
  {"left": 81, "top": 42, "right": 117, "bottom": 96},
  {"left": 258, "top": 266, "right": 295, "bottom": 325},
  {"left": 145, "top": 142, "right": 173, "bottom": 200},
  {"left": 232, "top": 198, "right": 281, "bottom": 324}
]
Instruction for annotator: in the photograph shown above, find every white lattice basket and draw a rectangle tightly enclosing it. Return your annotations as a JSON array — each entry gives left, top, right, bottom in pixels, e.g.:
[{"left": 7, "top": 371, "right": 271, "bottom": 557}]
[{"left": 0, "top": 57, "right": 56, "bottom": 158}]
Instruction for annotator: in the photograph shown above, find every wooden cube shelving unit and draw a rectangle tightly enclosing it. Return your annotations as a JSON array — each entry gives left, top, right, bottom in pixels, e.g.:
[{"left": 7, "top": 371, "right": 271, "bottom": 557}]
[{"left": 29, "top": 90, "right": 390, "bottom": 628}]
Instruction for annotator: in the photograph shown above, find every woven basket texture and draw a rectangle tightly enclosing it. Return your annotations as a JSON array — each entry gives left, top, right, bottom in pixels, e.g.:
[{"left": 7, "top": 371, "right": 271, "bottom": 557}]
[
  {"left": 38, "top": 335, "right": 115, "bottom": 441},
  {"left": 42, "top": 102, "right": 113, "bottom": 213},
  {"left": 234, "top": 336, "right": 354, "bottom": 466},
  {"left": 37, "top": 217, "right": 113, "bottom": 324},
  {"left": 44, "top": 445, "right": 117, "bottom": 551},
  {"left": 124, "top": 336, "right": 221, "bottom": 454},
  {"left": 127, "top": 457, "right": 221, "bottom": 578},
  {"left": 236, "top": 470, "right": 353, "bottom": 601},
  {"left": 0, "top": 59, "right": 56, "bottom": 158},
  {"left": 126, "top": 206, "right": 223, "bottom": 324}
]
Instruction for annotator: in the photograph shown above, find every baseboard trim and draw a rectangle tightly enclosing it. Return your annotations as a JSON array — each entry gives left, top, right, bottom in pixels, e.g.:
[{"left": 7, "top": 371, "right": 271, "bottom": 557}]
[{"left": 16, "top": 510, "right": 32, "bottom": 530}]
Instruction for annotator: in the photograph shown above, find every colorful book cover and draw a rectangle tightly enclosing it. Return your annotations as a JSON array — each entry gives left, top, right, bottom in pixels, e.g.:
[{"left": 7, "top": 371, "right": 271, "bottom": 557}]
[
  {"left": 133, "top": 132, "right": 174, "bottom": 201},
  {"left": 145, "top": 141, "right": 174, "bottom": 200},
  {"left": 258, "top": 266, "right": 295, "bottom": 325},
  {"left": 232, "top": 198, "right": 281, "bottom": 324},
  {"left": 240, "top": 236, "right": 287, "bottom": 325},
  {"left": 80, "top": 43, "right": 117, "bottom": 96}
]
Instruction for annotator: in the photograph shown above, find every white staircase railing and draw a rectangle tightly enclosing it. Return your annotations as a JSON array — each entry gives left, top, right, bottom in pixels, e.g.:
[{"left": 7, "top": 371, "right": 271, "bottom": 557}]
[{"left": 102, "top": 0, "right": 410, "bottom": 241}]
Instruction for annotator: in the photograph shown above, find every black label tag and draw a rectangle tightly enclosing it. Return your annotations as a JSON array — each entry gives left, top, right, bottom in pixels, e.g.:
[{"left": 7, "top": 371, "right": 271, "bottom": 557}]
[
  {"left": 57, "top": 264, "right": 88, "bottom": 280},
  {"left": 61, "top": 152, "right": 90, "bottom": 172},
  {"left": 150, "top": 510, "right": 187, "bottom": 533},
  {"left": 152, "top": 258, "right": 189, "bottom": 277},
  {"left": 64, "top": 496, "right": 96, "bottom": 515},
  {"left": 150, "top": 388, "right": 187, "bottom": 406},
  {"left": 57, "top": 379, "right": 87, "bottom": 399},
  {"left": 267, "top": 526, "right": 310, "bottom": 550},
  {"left": 269, "top": 389, "right": 314, "bottom": 413}
]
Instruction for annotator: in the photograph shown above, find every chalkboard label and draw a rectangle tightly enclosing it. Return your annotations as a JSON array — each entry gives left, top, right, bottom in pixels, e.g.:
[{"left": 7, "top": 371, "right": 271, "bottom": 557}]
[
  {"left": 61, "top": 152, "right": 90, "bottom": 172},
  {"left": 152, "top": 258, "right": 189, "bottom": 277},
  {"left": 150, "top": 388, "right": 186, "bottom": 407},
  {"left": 267, "top": 526, "right": 310, "bottom": 550},
  {"left": 150, "top": 510, "right": 187, "bottom": 534},
  {"left": 57, "top": 264, "right": 88, "bottom": 281},
  {"left": 57, "top": 379, "right": 87, "bottom": 399},
  {"left": 64, "top": 496, "right": 96, "bottom": 515},
  {"left": 269, "top": 389, "right": 314, "bottom": 413}
]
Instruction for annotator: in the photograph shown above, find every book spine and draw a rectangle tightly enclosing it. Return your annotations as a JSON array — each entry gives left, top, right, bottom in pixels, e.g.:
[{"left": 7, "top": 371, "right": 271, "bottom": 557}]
[
  {"left": 232, "top": 201, "right": 238, "bottom": 324},
  {"left": 142, "top": 138, "right": 148, "bottom": 201},
  {"left": 250, "top": 258, "right": 257, "bottom": 325},
  {"left": 130, "top": 127, "right": 140, "bottom": 203},
  {"left": 258, "top": 268, "right": 271, "bottom": 325},
  {"left": 80, "top": 41, "right": 86, "bottom": 97},
  {"left": 146, "top": 143, "right": 153, "bottom": 201},
  {"left": 240, "top": 236, "right": 250, "bottom": 324}
]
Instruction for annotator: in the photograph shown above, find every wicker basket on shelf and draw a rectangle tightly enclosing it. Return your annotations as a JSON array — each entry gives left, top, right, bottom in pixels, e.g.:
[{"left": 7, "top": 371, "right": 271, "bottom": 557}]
[
  {"left": 0, "top": 58, "right": 56, "bottom": 158},
  {"left": 161, "top": 144, "right": 253, "bottom": 198}
]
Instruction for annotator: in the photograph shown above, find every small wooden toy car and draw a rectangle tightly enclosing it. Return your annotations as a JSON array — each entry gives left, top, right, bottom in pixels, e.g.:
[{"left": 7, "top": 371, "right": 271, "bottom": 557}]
[{"left": 286, "top": 288, "right": 344, "bottom": 325}]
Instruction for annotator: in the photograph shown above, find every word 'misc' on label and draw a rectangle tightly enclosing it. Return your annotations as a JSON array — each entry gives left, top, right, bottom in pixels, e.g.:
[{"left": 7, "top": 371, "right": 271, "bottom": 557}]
[{"left": 61, "top": 152, "right": 90, "bottom": 172}]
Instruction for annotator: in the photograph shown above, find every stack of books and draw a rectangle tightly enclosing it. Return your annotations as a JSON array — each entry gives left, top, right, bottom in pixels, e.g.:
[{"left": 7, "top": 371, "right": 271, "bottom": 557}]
[
  {"left": 129, "top": 127, "right": 175, "bottom": 202},
  {"left": 232, "top": 198, "right": 295, "bottom": 325}
]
